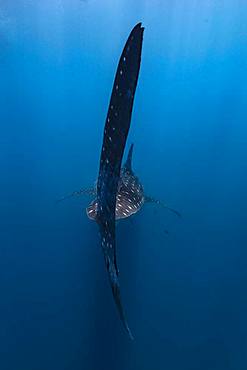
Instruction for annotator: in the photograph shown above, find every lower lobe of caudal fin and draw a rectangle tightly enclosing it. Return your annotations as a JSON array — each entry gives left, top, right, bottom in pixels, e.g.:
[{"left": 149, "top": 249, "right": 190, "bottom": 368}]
[{"left": 109, "top": 261, "right": 134, "bottom": 340}]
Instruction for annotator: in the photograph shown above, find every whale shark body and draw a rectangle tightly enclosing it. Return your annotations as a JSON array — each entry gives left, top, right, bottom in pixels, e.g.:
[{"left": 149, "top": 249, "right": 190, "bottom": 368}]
[
  {"left": 61, "top": 143, "right": 180, "bottom": 222},
  {"left": 60, "top": 23, "right": 180, "bottom": 339},
  {"left": 86, "top": 144, "right": 144, "bottom": 221}
]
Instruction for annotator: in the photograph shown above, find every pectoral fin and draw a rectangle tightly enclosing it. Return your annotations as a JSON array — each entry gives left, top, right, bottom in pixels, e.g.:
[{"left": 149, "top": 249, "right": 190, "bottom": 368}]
[
  {"left": 145, "top": 195, "right": 182, "bottom": 218},
  {"left": 57, "top": 187, "right": 96, "bottom": 203}
]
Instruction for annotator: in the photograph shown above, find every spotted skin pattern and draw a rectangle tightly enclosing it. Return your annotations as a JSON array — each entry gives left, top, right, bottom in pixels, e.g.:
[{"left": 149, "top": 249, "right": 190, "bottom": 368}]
[
  {"left": 94, "top": 23, "right": 144, "bottom": 340},
  {"left": 58, "top": 23, "right": 180, "bottom": 339},
  {"left": 85, "top": 143, "right": 181, "bottom": 221},
  {"left": 116, "top": 169, "right": 144, "bottom": 219},
  {"left": 86, "top": 147, "right": 145, "bottom": 221}
]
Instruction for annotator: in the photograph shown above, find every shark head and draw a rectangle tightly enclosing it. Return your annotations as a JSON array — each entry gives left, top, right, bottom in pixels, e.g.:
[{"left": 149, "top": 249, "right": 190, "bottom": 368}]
[
  {"left": 86, "top": 144, "right": 145, "bottom": 221},
  {"left": 86, "top": 200, "right": 98, "bottom": 220}
]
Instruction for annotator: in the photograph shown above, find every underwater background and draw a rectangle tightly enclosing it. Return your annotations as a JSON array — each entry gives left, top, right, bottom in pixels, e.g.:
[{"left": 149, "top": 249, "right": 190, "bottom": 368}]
[{"left": 1, "top": 1, "right": 247, "bottom": 369}]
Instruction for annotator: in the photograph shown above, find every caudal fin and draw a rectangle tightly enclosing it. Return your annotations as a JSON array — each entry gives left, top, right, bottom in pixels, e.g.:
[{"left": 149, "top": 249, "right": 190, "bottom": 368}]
[
  {"left": 109, "top": 263, "right": 134, "bottom": 340},
  {"left": 96, "top": 22, "right": 144, "bottom": 339}
]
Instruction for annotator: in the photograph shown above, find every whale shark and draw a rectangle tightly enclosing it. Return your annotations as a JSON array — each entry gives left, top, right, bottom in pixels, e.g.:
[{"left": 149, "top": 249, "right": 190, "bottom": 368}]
[
  {"left": 59, "top": 23, "right": 179, "bottom": 339},
  {"left": 59, "top": 141, "right": 180, "bottom": 221},
  {"left": 83, "top": 143, "right": 181, "bottom": 221}
]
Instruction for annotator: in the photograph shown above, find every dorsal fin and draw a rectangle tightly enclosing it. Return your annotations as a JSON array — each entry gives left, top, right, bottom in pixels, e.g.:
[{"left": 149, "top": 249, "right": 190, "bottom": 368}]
[{"left": 124, "top": 143, "right": 134, "bottom": 172}]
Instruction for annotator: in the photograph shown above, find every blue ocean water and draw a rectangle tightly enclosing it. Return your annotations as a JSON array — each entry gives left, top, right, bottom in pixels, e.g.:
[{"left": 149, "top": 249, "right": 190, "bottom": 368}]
[{"left": 1, "top": 1, "right": 247, "bottom": 369}]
